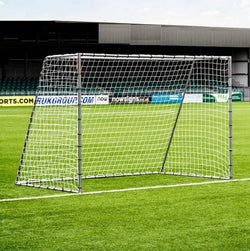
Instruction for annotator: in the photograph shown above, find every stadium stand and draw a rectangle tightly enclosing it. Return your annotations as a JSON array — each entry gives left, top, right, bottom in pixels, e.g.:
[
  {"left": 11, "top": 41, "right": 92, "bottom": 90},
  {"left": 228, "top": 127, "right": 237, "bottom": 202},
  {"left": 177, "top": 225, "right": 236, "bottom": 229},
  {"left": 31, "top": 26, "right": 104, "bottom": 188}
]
[
  {"left": 0, "top": 77, "right": 39, "bottom": 96},
  {"left": 0, "top": 21, "right": 249, "bottom": 100},
  {"left": 0, "top": 77, "right": 230, "bottom": 97}
]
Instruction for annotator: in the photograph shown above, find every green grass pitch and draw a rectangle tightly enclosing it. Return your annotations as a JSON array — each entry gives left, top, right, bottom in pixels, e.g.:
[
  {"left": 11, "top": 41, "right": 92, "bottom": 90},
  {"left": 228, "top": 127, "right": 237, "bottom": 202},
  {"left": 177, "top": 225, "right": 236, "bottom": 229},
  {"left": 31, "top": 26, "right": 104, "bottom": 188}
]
[{"left": 0, "top": 103, "right": 250, "bottom": 250}]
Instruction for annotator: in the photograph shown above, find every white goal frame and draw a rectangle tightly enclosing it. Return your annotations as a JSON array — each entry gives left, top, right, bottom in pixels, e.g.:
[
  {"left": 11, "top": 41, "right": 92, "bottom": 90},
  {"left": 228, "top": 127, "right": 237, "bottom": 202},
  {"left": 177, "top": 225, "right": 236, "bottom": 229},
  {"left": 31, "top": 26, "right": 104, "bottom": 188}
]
[{"left": 16, "top": 53, "right": 232, "bottom": 193}]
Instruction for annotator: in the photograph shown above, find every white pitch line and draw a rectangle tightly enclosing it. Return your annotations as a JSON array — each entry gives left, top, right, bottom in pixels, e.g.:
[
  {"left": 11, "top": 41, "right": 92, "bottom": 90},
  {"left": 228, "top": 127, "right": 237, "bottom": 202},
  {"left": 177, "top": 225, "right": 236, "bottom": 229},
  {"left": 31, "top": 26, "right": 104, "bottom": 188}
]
[
  {"left": 0, "top": 114, "right": 27, "bottom": 117},
  {"left": 1, "top": 177, "right": 250, "bottom": 202}
]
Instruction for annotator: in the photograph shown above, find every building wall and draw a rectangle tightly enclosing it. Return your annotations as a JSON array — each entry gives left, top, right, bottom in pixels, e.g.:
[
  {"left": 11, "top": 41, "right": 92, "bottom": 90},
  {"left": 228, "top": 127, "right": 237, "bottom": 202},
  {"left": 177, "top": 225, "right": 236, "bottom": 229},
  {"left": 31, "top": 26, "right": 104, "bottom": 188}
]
[{"left": 232, "top": 49, "right": 249, "bottom": 87}]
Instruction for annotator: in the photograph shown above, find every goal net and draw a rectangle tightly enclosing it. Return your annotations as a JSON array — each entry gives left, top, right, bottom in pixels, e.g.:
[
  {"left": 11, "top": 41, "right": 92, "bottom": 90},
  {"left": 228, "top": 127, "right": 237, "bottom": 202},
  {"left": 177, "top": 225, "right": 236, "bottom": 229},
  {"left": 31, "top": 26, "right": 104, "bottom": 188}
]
[{"left": 16, "top": 53, "right": 232, "bottom": 193}]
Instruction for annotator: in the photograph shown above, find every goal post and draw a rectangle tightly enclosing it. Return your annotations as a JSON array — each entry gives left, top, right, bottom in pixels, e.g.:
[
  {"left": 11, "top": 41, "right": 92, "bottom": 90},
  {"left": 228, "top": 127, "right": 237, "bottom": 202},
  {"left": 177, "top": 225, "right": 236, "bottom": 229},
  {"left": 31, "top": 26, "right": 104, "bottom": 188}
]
[
  {"left": 16, "top": 53, "right": 232, "bottom": 193},
  {"left": 77, "top": 53, "right": 82, "bottom": 193}
]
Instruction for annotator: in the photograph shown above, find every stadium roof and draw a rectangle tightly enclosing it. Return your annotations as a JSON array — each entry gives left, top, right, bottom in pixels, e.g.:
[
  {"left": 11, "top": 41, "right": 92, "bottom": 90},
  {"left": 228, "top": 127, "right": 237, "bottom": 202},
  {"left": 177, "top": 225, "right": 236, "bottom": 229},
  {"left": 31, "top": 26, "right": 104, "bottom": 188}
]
[
  {"left": 1, "top": 20, "right": 250, "bottom": 48},
  {"left": 99, "top": 23, "right": 250, "bottom": 48}
]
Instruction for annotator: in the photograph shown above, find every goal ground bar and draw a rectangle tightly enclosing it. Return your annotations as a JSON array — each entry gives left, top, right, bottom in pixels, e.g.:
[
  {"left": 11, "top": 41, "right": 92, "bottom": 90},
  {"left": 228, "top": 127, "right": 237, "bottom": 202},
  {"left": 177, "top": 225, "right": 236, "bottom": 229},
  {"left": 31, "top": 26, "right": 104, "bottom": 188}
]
[{"left": 3, "top": 177, "right": 250, "bottom": 203}]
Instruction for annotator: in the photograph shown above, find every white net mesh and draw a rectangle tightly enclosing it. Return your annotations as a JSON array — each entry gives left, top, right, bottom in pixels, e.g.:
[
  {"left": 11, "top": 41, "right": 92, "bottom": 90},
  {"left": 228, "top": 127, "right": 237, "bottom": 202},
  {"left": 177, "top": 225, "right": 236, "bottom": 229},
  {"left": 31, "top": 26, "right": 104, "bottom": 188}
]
[
  {"left": 16, "top": 56, "right": 79, "bottom": 192},
  {"left": 16, "top": 53, "right": 231, "bottom": 192}
]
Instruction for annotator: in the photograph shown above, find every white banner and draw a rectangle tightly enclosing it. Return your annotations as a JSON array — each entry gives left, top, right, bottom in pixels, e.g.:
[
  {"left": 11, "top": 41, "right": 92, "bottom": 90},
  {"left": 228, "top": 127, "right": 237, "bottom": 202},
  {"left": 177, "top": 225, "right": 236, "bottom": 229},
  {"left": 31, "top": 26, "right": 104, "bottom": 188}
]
[
  {"left": 212, "top": 94, "right": 229, "bottom": 102},
  {"left": 36, "top": 95, "right": 109, "bottom": 106},
  {"left": 183, "top": 94, "right": 203, "bottom": 103}
]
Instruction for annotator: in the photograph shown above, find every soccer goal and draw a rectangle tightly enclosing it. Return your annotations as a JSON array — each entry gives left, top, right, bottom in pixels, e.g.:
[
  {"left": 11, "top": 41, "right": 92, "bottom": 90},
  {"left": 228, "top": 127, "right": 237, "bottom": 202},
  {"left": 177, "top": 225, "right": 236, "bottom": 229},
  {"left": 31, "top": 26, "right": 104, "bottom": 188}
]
[{"left": 16, "top": 53, "right": 232, "bottom": 193}]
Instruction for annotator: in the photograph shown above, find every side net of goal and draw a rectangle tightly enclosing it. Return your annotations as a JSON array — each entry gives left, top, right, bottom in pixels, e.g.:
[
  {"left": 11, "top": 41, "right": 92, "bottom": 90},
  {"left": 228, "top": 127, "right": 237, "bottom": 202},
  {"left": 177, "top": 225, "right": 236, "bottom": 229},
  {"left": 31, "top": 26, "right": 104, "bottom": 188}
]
[{"left": 16, "top": 53, "right": 232, "bottom": 193}]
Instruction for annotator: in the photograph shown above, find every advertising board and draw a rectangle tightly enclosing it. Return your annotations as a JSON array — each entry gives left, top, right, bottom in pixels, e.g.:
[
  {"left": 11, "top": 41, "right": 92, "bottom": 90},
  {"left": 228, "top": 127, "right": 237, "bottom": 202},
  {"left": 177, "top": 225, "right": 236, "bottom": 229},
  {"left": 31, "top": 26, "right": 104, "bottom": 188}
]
[
  {"left": 0, "top": 96, "right": 35, "bottom": 106},
  {"left": 36, "top": 95, "right": 109, "bottom": 106}
]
